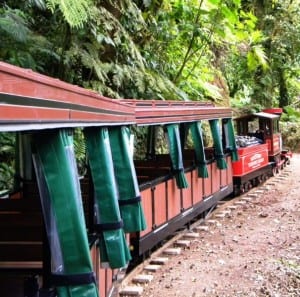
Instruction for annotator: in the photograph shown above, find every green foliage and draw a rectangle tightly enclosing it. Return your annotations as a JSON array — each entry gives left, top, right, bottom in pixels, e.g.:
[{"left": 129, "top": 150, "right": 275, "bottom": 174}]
[
  {"left": 155, "top": 127, "right": 169, "bottom": 155},
  {"left": 0, "top": 133, "right": 15, "bottom": 193},
  {"left": 280, "top": 121, "right": 300, "bottom": 152},
  {"left": 45, "top": 0, "right": 90, "bottom": 28},
  {"left": 231, "top": 0, "right": 300, "bottom": 108},
  {"left": 0, "top": 7, "right": 30, "bottom": 43},
  {"left": 0, "top": 0, "right": 299, "bottom": 109},
  {"left": 278, "top": 106, "right": 300, "bottom": 152},
  {"left": 131, "top": 126, "right": 148, "bottom": 160},
  {"left": 0, "top": 5, "right": 58, "bottom": 70},
  {"left": 281, "top": 106, "right": 300, "bottom": 122},
  {"left": 73, "top": 128, "right": 87, "bottom": 176},
  {"left": 247, "top": 45, "right": 268, "bottom": 72},
  {"left": 137, "top": 0, "right": 250, "bottom": 103},
  {"left": 0, "top": 163, "right": 14, "bottom": 194}
]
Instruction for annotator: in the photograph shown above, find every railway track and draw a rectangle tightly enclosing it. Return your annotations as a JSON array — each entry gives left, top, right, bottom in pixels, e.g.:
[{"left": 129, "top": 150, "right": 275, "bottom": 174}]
[{"left": 115, "top": 166, "right": 292, "bottom": 297}]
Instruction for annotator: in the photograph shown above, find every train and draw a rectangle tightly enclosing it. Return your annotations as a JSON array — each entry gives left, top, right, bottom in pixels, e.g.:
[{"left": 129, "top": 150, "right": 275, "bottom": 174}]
[{"left": 0, "top": 61, "right": 291, "bottom": 297}]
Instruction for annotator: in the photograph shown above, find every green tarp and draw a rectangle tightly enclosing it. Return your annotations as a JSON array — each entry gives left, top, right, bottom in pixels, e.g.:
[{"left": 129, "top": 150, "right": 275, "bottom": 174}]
[
  {"left": 84, "top": 127, "right": 131, "bottom": 269},
  {"left": 209, "top": 119, "right": 227, "bottom": 170},
  {"left": 32, "top": 129, "right": 98, "bottom": 297},
  {"left": 166, "top": 124, "right": 189, "bottom": 188},
  {"left": 189, "top": 122, "right": 209, "bottom": 178},
  {"left": 222, "top": 118, "right": 239, "bottom": 162},
  {"left": 109, "top": 126, "right": 146, "bottom": 233}
]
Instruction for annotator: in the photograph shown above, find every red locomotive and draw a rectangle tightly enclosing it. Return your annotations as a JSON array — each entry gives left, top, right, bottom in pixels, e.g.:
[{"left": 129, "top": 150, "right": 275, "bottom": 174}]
[
  {"left": 0, "top": 62, "right": 291, "bottom": 297},
  {"left": 233, "top": 109, "right": 291, "bottom": 194}
]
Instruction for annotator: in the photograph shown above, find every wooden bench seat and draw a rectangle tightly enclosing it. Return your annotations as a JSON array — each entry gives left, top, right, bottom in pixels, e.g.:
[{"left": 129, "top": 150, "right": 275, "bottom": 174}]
[{"left": 0, "top": 195, "right": 43, "bottom": 272}]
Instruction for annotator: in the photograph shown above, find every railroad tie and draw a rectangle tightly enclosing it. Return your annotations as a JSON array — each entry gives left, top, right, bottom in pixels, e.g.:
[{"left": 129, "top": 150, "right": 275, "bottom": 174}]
[
  {"left": 195, "top": 225, "right": 209, "bottom": 232},
  {"left": 234, "top": 200, "right": 247, "bottom": 206},
  {"left": 227, "top": 205, "right": 238, "bottom": 210},
  {"left": 183, "top": 232, "right": 200, "bottom": 239},
  {"left": 214, "top": 213, "right": 226, "bottom": 219},
  {"left": 247, "top": 193, "right": 258, "bottom": 198},
  {"left": 206, "top": 219, "right": 218, "bottom": 225},
  {"left": 175, "top": 239, "right": 191, "bottom": 248},
  {"left": 119, "top": 286, "right": 143, "bottom": 296},
  {"left": 163, "top": 247, "right": 182, "bottom": 255},
  {"left": 150, "top": 257, "right": 169, "bottom": 265},
  {"left": 242, "top": 197, "right": 253, "bottom": 202},
  {"left": 132, "top": 274, "right": 154, "bottom": 284},
  {"left": 254, "top": 189, "right": 265, "bottom": 194},
  {"left": 143, "top": 264, "right": 161, "bottom": 272}
]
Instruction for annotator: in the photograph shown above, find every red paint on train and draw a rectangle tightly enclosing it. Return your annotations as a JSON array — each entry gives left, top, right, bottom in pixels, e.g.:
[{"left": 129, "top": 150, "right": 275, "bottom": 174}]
[{"left": 232, "top": 144, "right": 269, "bottom": 176}]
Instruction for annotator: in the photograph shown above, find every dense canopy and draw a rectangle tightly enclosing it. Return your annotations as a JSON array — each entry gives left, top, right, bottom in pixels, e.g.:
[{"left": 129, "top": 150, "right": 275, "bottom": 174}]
[
  {"left": 0, "top": 0, "right": 299, "bottom": 109},
  {"left": 0, "top": 1, "right": 300, "bottom": 165}
]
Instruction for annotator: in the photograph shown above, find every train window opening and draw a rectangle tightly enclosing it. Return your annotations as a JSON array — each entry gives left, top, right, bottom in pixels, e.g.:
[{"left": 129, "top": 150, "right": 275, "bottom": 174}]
[
  {"left": 133, "top": 119, "right": 230, "bottom": 185},
  {"left": 273, "top": 119, "right": 279, "bottom": 134},
  {"left": 248, "top": 118, "right": 260, "bottom": 134},
  {"left": 182, "top": 125, "right": 194, "bottom": 150},
  {"left": 204, "top": 121, "right": 213, "bottom": 147},
  {"left": 157, "top": 126, "right": 169, "bottom": 155},
  {"left": 132, "top": 126, "right": 149, "bottom": 160},
  {"left": 73, "top": 128, "right": 88, "bottom": 177},
  {"left": 139, "top": 125, "right": 170, "bottom": 160},
  {"left": 0, "top": 132, "right": 17, "bottom": 197},
  {"left": 258, "top": 118, "right": 271, "bottom": 136},
  {"left": 133, "top": 122, "right": 216, "bottom": 162}
]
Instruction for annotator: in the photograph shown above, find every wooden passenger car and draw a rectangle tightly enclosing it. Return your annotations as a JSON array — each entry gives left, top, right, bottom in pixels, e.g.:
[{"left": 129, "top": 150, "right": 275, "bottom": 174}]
[
  {"left": 0, "top": 61, "right": 235, "bottom": 297},
  {"left": 0, "top": 61, "right": 135, "bottom": 297},
  {"left": 124, "top": 100, "right": 234, "bottom": 257}
]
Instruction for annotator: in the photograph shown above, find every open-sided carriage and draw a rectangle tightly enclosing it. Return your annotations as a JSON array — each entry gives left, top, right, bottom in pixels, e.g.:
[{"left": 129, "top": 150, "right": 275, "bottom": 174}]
[{"left": 1, "top": 61, "right": 290, "bottom": 297}]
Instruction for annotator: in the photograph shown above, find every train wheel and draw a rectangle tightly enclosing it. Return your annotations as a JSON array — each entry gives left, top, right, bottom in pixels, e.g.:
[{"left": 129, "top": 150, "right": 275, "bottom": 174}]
[
  {"left": 257, "top": 176, "right": 263, "bottom": 184},
  {"left": 272, "top": 167, "right": 279, "bottom": 176},
  {"left": 248, "top": 182, "right": 253, "bottom": 190},
  {"left": 261, "top": 174, "right": 268, "bottom": 182},
  {"left": 251, "top": 178, "right": 258, "bottom": 187},
  {"left": 239, "top": 185, "right": 245, "bottom": 194},
  {"left": 244, "top": 182, "right": 252, "bottom": 192},
  {"left": 233, "top": 186, "right": 240, "bottom": 196}
]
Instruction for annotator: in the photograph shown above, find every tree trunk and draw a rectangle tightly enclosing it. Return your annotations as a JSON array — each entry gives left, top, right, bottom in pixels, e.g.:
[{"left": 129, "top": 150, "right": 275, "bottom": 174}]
[{"left": 278, "top": 68, "right": 289, "bottom": 107}]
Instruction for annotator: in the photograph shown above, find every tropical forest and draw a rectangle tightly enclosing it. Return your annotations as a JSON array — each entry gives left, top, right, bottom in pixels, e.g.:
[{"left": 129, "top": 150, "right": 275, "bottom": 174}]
[{"left": 0, "top": 0, "right": 300, "bottom": 190}]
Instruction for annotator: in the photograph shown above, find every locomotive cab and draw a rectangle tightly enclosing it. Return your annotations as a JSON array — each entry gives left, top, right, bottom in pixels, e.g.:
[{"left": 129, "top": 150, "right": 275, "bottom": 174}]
[
  {"left": 232, "top": 111, "right": 284, "bottom": 193},
  {"left": 235, "top": 112, "right": 282, "bottom": 161}
]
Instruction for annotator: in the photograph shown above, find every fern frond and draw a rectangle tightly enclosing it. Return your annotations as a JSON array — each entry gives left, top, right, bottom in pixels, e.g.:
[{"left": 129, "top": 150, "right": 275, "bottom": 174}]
[
  {"left": 0, "top": 8, "right": 30, "bottom": 43},
  {"left": 90, "top": 6, "right": 146, "bottom": 69},
  {"left": 28, "top": 0, "right": 47, "bottom": 10},
  {"left": 45, "top": 0, "right": 90, "bottom": 28},
  {"left": 247, "top": 45, "right": 268, "bottom": 72},
  {"left": 252, "top": 45, "right": 268, "bottom": 71}
]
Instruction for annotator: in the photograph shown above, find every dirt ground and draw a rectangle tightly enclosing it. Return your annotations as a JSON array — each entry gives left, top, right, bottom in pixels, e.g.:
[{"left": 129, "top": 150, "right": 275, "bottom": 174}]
[{"left": 140, "top": 155, "right": 300, "bottom": 297}]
